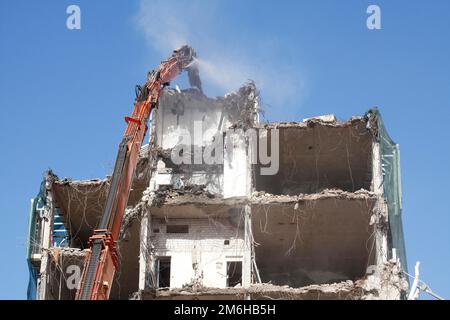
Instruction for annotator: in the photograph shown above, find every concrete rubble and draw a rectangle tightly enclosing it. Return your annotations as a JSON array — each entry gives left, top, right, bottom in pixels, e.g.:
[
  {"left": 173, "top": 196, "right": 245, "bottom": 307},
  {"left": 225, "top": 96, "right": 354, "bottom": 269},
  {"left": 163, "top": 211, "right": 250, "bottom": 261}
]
[
  {"left": 250, "top": 188, "right": 377, "bottom": 204},
  {"left": 131, "top": 260, "right": 406, "bottom": 300}
]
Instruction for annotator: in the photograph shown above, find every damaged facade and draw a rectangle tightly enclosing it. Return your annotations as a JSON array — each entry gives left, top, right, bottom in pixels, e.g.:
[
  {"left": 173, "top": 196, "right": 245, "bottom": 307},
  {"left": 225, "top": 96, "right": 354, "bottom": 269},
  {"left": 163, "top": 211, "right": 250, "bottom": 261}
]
[{"left": 27, "top": 83, "right": 408, "bottom": 300}]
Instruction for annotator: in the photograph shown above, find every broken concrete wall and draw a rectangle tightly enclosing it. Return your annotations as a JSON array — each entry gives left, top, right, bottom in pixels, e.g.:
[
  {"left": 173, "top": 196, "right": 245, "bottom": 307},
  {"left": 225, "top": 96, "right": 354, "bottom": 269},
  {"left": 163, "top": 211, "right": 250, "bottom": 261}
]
[
  {"left": 149, "top": 154, "right": 224, "bottom": 195},
  {"left": 359, "top": 260, "right": 409, "bottom": 300},
  {"left": 149, "top": 84, "right": 258, "bottom": 198},
  {"left": 155, "top": 89, "right": 229, "bottom": 149},
  {"left": 155, "top": 84, "right": 259, "bottom": 149}
]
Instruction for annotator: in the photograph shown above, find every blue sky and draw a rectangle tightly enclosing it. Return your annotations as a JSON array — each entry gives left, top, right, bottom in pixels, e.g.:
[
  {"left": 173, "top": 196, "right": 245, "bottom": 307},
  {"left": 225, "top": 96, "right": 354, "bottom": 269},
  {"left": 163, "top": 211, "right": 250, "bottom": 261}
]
[{"left": 1, "top": 0, "right": 449, "bottom": 299}]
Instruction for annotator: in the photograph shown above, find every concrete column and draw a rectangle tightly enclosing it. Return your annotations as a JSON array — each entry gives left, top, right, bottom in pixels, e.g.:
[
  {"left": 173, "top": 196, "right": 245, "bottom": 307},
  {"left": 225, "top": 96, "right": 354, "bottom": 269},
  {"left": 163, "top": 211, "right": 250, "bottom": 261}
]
[
  {"left": 372, "top": 141, "right": 388, "bottom": 264},
  {"left": 242, "top": 205, "right": 252, "bottom": 288},
  {"left": 138, "top": 209, "right": 151, "bottom": 291},
  {"left": 224, "top": 131, "right": 248, "bottom": 199},
  {"left": 37, "top": 181, "right": 54, "bottom": 300},
  {"left": 372, "top": 142, "right": 383, "bottom": 194}
]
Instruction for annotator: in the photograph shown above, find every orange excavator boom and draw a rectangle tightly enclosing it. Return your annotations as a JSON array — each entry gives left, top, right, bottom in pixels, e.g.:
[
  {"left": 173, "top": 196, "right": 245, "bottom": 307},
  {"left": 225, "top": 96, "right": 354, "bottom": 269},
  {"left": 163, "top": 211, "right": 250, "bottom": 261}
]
[{"left": 75, "top": 45, "right": 201, "bottom": 300}]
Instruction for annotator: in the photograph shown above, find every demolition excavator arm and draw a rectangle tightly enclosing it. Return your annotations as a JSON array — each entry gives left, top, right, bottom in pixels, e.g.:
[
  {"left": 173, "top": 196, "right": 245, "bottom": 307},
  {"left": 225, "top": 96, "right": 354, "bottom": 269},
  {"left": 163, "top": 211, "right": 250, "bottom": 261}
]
[{"left": 76, "top": 45, "right": 201, "bottom": 300}]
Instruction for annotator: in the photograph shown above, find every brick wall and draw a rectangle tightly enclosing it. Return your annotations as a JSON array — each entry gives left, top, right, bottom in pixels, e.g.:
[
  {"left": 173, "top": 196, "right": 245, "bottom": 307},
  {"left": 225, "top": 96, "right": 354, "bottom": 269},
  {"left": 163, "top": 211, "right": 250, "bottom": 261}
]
[{"left": 151, "top": 217, "right": 247, "bottom": 288}]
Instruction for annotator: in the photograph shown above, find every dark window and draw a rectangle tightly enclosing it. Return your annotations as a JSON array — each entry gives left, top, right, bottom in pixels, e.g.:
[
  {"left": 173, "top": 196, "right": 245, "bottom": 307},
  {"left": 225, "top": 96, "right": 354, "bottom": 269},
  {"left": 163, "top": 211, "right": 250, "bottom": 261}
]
[
  {"left": 226, "top": 261, "right": 242, "bottom": 287},
  {"left": 153, "top": 228, "right": 160, "bottom": 233},
  {"left": 166, "top": 225, "right": 189, "bottom": 233},
  {"left": 224, "top": 240, "right": 230, "bottom": 245},
  {"left": 156, "top": 257, "right": 171, "bottom": 288}
]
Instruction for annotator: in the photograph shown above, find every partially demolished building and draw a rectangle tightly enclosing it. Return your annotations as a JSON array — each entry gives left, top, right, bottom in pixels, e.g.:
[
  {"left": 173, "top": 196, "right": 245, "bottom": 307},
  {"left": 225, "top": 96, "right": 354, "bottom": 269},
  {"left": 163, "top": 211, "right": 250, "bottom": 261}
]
[{"left": 27, "top": 83, "right": 408, "bottom": 300}]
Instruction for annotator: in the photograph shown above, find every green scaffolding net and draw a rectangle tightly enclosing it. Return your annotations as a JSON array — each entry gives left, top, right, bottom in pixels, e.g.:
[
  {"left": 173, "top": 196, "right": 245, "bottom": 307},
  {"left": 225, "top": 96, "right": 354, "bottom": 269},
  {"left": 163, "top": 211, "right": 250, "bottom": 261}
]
[{"left": 367, "top": 108, "right": 408, "bottom": 273}]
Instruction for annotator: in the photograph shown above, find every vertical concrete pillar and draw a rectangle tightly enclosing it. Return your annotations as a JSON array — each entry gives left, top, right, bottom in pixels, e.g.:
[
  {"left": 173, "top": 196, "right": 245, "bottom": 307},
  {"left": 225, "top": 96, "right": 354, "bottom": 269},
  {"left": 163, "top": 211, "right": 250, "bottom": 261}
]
[
  {"left": 242, "top": 205, "right": 252, "bottom": 288},
  {"left": 372, "top": 141, "right": 388, "bottom": 264},
  {"left": 37, "top": 181, "right": 54, "bottom": 300},
  {"left": 224, "top": 131, "right": 248, "bottom": 198},
  {"left": 138, "top": 209, "right": 151, "bottom": 291}
]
